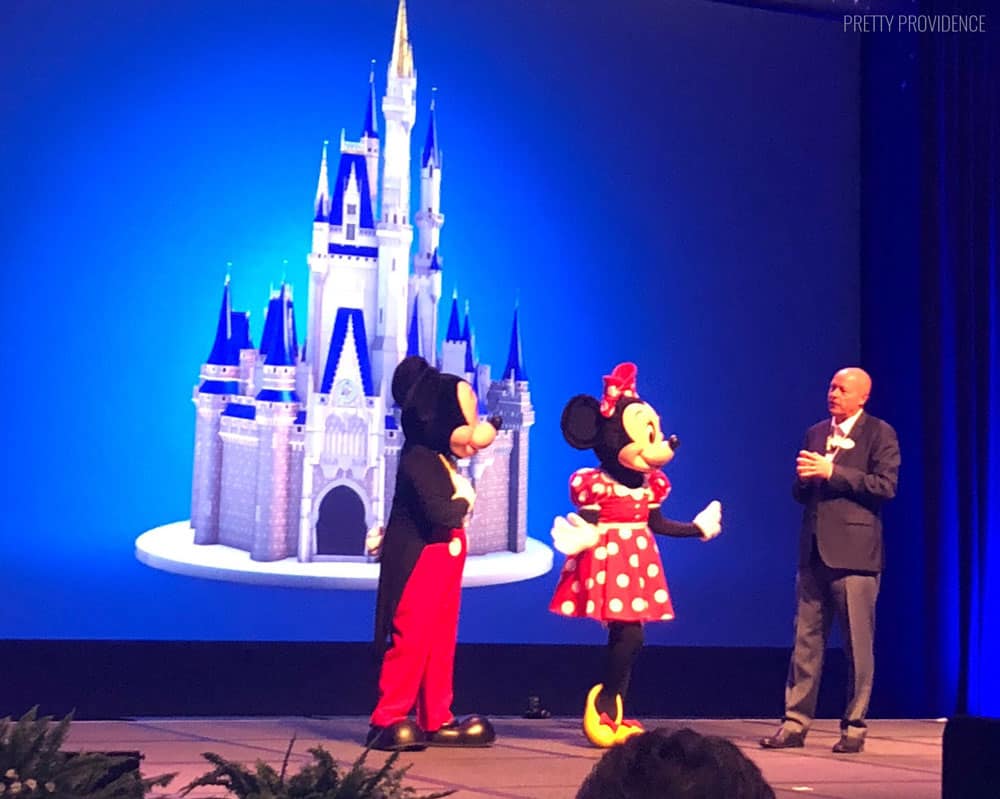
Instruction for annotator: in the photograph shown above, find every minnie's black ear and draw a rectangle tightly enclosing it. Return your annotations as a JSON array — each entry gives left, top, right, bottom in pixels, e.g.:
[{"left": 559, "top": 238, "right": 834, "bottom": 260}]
[
  {"left": 561, "top": 394, "right": 602, "bottom": 450},
  {"left": 392, "top": 355, "right": 432, "bottom": 407}
]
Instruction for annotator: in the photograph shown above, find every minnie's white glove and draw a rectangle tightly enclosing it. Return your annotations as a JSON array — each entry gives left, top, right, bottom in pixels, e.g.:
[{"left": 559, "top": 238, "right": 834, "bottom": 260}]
[
  {"left": 551, "top": 512, "right": 601, "bottom": 555},
  {"left": 365, "top": 525, "right": 384, "bottom": 558},
  {"left": 693, "top": 500, "right": 722, "bottom": 540}
]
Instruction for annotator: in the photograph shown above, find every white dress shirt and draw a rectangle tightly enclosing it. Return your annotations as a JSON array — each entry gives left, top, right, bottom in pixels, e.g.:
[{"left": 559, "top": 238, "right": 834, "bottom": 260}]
[{"left": 825, "top": 409, "right": 863, "bottom": 461}]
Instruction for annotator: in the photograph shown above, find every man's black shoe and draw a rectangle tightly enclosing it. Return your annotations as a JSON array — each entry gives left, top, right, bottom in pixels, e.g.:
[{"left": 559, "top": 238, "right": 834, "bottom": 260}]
[
  {"left": 759, "top": 727, "right": 806, "bottom": 749},
  {"left": 832, "top": 735, "right": 865, "bottom": 754}
]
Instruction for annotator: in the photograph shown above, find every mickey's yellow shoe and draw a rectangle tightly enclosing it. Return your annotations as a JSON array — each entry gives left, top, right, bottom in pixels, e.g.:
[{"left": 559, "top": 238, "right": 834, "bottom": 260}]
[{"left": 582, "top": 683, "right": 623, "bottom": 748}]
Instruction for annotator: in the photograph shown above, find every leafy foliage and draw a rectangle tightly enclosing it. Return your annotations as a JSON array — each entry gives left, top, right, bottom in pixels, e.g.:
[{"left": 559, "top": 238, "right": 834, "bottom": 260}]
[
  {"left": 181, "top": 737, "right": 453, "bottom": 799},
  {"left": 0, "top": 708, "right": 173, "bottom": 799}
]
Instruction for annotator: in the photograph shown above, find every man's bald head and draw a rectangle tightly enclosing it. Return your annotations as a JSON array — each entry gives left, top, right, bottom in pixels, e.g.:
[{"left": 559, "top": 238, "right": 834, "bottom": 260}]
[{"left": 827, "top": 367, "right": 872, "bottom": 422}]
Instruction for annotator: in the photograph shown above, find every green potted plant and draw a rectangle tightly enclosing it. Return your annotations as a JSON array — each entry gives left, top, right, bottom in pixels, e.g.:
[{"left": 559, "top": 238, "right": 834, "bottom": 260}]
[
  {"left": 181, "top": 737, "right": 454, "bottom": 799},
  {"left": 0, "top": 708, "right": 173, "bottom": 799}
]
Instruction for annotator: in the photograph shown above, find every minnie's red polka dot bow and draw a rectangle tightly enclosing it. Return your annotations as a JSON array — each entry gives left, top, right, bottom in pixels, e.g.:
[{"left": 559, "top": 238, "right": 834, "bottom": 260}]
[{"left": 600, "top": 362, "right": 639, "bottom": 417}]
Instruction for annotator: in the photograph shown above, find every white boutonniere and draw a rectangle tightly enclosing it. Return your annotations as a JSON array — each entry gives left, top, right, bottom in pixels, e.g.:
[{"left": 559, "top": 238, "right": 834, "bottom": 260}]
[{"left": 828, "top": 435, "right": 855, "bottom": 451}]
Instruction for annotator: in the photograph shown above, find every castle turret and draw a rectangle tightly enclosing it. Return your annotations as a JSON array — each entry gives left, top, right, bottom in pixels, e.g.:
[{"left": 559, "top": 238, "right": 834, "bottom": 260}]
[
  {"left": 252, "top": 284, "right": 302, "bottom": 561},
  {"left": 412, "top": 94, "right": 444, "bottom": 366},
  {"left": 191, "top": 279, "right": 246, "bottom": 544},
  {"left": 415, "top": 94, "right": 443, "bottom": 263},
  {"left": 372, "top": 0, "right": 417, "bottom": 403},
  {"left": 361, "top": 63, "right": 380, "bottom": 211},
  {"left": 487, "top": 307, "right": 534, "bottom": 552},
  {"left": 308, "top": 141, "right": 332, "bottom": 390},
  {"left": 439, "top": 292, "right": 467, "bottom": 378},
  {"left": 308, "top": 139, "right": 379, "bottom": 391}
]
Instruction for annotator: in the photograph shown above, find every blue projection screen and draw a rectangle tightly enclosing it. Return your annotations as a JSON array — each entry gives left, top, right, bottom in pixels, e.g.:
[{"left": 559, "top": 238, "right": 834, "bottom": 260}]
[{"left": 0, "top": 0, "right": 859, "bottom": 647}]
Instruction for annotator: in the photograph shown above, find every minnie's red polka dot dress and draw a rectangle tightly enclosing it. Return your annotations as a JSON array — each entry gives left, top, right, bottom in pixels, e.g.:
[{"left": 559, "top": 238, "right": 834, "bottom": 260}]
[{"left": 549, "top": 468, "right": 676, "bottom": 622}]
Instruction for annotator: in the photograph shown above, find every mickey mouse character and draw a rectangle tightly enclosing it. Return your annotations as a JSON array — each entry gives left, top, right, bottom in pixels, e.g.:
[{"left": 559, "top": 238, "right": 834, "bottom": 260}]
[
  {"left": 366, "top": 355, "right": 501, "bottom": 751},
  {"left": 549, "top": 362, "right": 722, "bottom": 747}
]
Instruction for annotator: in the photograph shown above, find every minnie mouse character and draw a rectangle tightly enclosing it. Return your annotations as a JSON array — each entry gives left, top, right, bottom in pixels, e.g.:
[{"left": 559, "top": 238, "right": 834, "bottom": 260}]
[
  {"left": 366, "top": 355, "right": 501, "bottom": 751},
  {"left": 549, "top": 362, "right": 722, "bottom": 747}
]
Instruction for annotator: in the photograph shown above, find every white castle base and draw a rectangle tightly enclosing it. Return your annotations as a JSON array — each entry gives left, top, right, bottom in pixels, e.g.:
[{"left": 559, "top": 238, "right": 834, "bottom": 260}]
[{"left": 135, "top": 522, "right": 553, "bottom": 590}]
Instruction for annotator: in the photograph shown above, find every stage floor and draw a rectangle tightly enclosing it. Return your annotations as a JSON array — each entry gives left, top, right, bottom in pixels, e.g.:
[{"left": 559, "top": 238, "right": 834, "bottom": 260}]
[{"left": 65, "top": 716, "right": 942, "bottom": 799}]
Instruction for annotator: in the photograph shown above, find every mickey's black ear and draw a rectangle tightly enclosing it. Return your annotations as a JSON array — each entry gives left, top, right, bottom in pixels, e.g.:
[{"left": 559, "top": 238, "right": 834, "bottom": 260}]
[
  {"left": 561, "top": 394, "right": 602, "bottom": 450},
  {"left": 392, "top": 356, "right": 432, "bottom": 407}
]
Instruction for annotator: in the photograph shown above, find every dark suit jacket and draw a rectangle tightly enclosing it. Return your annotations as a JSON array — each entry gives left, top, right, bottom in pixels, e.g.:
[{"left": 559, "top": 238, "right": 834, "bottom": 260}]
[{"left": 793, "top": 411, "right": 900, "bottom": 572}]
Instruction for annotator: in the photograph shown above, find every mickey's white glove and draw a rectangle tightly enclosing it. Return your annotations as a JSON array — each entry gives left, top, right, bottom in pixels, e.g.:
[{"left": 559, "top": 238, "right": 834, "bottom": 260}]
[
  {"left": 693, "top": 500, "right": 722, "bottom": 540},
  {"left": 450, "top": 469, "right": 476, "bottom": 510},
  {"left": 365, "top": 525, "right": 384, "bottom": 558},
  {"left": 551, "top": 513, "right": 601, "bottom": 556}
]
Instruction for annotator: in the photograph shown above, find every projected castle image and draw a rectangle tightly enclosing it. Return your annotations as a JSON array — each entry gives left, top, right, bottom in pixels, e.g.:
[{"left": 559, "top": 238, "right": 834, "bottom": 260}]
[{"left": 187, "top": 0, "right": 534, "bottom": 567}]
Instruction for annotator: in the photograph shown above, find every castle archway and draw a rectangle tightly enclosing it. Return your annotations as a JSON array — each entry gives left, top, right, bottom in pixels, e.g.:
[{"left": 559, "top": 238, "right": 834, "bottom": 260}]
[{"left": 315, "top": 485, "right": 367, "bottom": 556}]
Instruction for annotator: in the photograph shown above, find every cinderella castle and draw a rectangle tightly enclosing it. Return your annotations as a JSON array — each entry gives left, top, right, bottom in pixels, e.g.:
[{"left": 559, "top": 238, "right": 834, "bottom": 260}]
[{"left": 189, "top": 0, "right": 533, "bottom": 564}]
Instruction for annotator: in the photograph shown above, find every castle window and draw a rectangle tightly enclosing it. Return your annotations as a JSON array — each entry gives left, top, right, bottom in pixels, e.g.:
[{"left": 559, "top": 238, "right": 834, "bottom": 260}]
[
  {"left": 347, "top": 203, "right": 357, "bottom": 216},
  {"left": 346, "top": 224, "right": 356, "bottom": 241}
]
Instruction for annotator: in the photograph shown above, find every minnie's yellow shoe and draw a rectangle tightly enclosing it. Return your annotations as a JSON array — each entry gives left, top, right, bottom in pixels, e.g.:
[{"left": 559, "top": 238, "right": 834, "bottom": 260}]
[
  {"left": 614, "top": 716, "right": 645, "bottom": 743},
  {"left": 582, "top": 683, "right": 623, "bottom": 748}
]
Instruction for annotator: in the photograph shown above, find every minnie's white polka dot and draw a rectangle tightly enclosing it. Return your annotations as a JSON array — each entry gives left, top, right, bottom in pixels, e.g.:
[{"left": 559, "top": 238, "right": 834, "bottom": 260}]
[
  {"left": 561, "top": 601, "right": 575, "bottom": 615},
  {"left": 596, "top": 571, "right": 607, "bottom": 585},
  {"left": 449, "top": 538, "right": 463, "bottom": 557},
  {"left": 639, "top": 577, "right": 646, "bottom": 589},
  {"left": 586, "top": 578, "right": 595, "bottom": 589},
  {"left": 607, "top": 541, "right": 620, "bottom": 556},
  {"left": 586, "top": 600, "right": 596, "bottom": 614},
  {"left": 594, "top": 546, "right": 608, "bottom": 561},
  {"left": 661, "top": 612, "right": 674, "bottom": 620},
  {"left": 616, "top": 574, "right": 630, "bottom": 588},
  {"left": 619, "top": 529, "right": 632, "bottom": 540},
  {"left": 571, "top": 581, "right": 581, "bottom": 593},
  {"left": 577, "top": 491, "right": 588, "bottom": 503},
  {"left": 565, "top": 558, "right": 577, "bottom": 572},
  {"left": 609, "top": 598, "right": 624, "bottom": 613},
  {"left": 572, "top": 475, "right": 583, "bottom": 487},
  {"left": 632, "top": 598, "right": 647, "bottom": 613},
  {"left": 647, "top": 564, "right": 659, "bottom": 578},
  {"left": 629, "top": 554, "right": 640, "bottom": 568},
  {"left": 655, "top": 589, "right": 669, "bottom": 604},
  {"left": 636, "top": 536, "right": 648, "bottom": 550}
]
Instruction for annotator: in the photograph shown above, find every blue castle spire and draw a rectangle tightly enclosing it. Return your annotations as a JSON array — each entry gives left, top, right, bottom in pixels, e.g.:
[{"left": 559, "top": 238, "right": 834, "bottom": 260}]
[
  {"left": 445, "top": 293, "right": 462, "bottom": 341},
  {"left": 260, "top": 284, "right": 297, "bottom": 367},
  {"left": 422, "top": 94, "right": 440, "bottom": 169},
  {"left": 207, "top": 279, "right": 240, "bottom": 366},
  {"left": 407, "top": 305, "right": 421, "bottom": 357},
  {"left": 362, "top": 62, "right": 378, "bottom": 138},
  {"left": 230, "top": 310, "right": 252, "bottom": 351},
  {"left": 503, "top": 307, "right": 528, "bottom": 381},
  {"left": 314, "top": 141, "right": 330, "bottom": 223},
  {"left": 429, "top": 248, "right": 442, "bottom": 271},
  {"left": 462, "top": 302, "right": 475, "bottom": 373}
]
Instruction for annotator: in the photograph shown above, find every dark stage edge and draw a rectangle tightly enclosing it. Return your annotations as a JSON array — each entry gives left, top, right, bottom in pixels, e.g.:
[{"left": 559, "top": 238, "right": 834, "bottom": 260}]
[
  {"left": 1, "top": 641, "right": 867, "bottom": 720},
  {"left": 62, "top": 716, "right": 942, "bottom": 799}
]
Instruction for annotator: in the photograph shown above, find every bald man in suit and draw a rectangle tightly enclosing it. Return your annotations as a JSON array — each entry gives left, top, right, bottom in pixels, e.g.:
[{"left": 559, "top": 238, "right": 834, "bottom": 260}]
[{"left": 761, "top": 368, "right": 900, "bottom": 754}]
